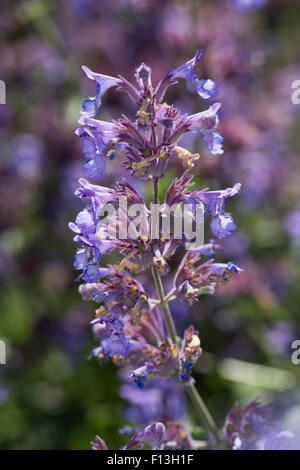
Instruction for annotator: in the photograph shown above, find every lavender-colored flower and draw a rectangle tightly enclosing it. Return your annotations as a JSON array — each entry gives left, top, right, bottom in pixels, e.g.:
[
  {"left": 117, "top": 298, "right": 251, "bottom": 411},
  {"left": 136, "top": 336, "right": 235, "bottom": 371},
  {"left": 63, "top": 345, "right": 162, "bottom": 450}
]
[
  {"left": 264, "top": 430, "right": 294, "bottom": 450},
  {"left": 174, "top": 247, "right": 242, "bottom": 305},
  {"left": 167, "top": 50, "right": 219, "bottom": 100},
  {"left": 123, "top": 420, "right": 192, "bottom": 450},
  {"left": 130, "top": 364, "right": 152, "bottom": 388},
  {"left": 135, "top": 422, "right": 165, "bottom": 446},
  {"left": 91, "top": 435, "right": 108, "bottom": 450},
  {"left": 75, "top": 122, "right": 121, "bottom": 179},
  {"left": 70, "top": 52, "right": 245, "bottom": 449},
  {"left": 210, "top": 261, "right": 243, "bottom": 281},
  {"left": 188, "top": 103, "right": 223, "bottom": 155},
  {"left": 120, "top": 376, "right": 187, "bottom": 424},
  {"left": 224, "top": 401, "right": 294, "bottom": 450},
  {"left": 91, "top": 422, "right": 166, "bottom": 450},
  {"left": 77, "top": 53, "right": 224, "bottom": 183},
  {"left": 191, "top": 183, "right": 241, "bottom": 239},
  {"left": 163, "top": 419, "right": 194, "bottom": 450},
  {"left": 81, "top": 66, "right": 121, "bottom": 117},
  {"left": 164, "top": 172, "right": 240, "bottom": 239},
  {"left": 101, "top": 333, "right": 130, "bottom": 358}
]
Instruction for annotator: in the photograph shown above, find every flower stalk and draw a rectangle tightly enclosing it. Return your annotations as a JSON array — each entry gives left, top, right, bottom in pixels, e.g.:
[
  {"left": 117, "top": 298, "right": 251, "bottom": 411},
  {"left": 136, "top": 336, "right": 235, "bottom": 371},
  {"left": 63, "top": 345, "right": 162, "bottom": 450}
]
[
  {"left": 151, "top": 260, "right": 222, "bottom": 445},
  {"left": 70, "top": 51, "right": 248, "bottom": 450}
]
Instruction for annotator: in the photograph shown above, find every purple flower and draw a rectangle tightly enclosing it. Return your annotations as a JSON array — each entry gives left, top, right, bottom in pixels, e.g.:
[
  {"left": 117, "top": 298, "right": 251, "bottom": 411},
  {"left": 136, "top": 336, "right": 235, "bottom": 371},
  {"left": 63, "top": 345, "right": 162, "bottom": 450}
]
[
  {"left": 224, "top": 401, "right": 293, "bottom": 450},
  {"left": 265, "top": 431, "right": 294, "bottom": 450},
  {"left": 130, "top": 364, "right": 152, "bottom": 388},
  {"left": 175, "top": 250, "right": 242, "bottom": 305},
  {"left": 120, "top": 377, "right": 187, "bottom": 424},
  {"left": 81, "top": 66, "right": 121, "bottom": 117},
  {"left": 196, "top": 240, "right": 221, "bottom": 259},
  {"left": 101, "top": 333, "right": 130, "bottom": 358},
  {"left": 70, "top": 53, "right": 246, "bottom": 450},
  {"left": 82, "top": 153, "right": 106, "bottom": 179},
  {"left": 210, "top": 261, "right": 243, "bottom": 281},
  {"left": 201, "top": 130, "right": 224, "bottom": 155},
  {"left": 189, "top": 102, "right": 221, "bottom": 131},
  {"left": 163, "top": 420, "right": 194, "bottom": 450},
  {"left": 168, "top": 50, "right": 219, "bottom": 99},
  {"left": 105, "top": 314, "right": 124, "bottom": 335},
  {"left": 75, "top": 209, "right": 95, "bottom": 235},
  {"left": 76, "top": 122, "right": 119, "bottom": 179},
  {"left": 91, "top": 435, "right": 108, "bottom": 450},
  {"left": 210, "top": 213, "right": 237, "bottom": 239},
  {"left": 74, "top": 177, "right": 114, "bottom": 207},
  {"left": 123, "top": 422, "right": 166, "bottom": 450},
  {"left": 73, "top": 249, "right": 88, "bottom": 270},
  {"left": 135, "top": 63, "right": 152, "bottom": 91},
  {"left": 135, "top": 422, "right": 166, "bottom": 446},
  {"left": 81, "top": 262, "right": 100, "bottom": 283},
  {"left": 192, "top": 183, "right": 241, "bottom": 238},
  {"left": 229, "top": 0, "right": 267, "bottom": 11},
  {"left": 187, "top": 103, "right": 223, "bottom": 155}
]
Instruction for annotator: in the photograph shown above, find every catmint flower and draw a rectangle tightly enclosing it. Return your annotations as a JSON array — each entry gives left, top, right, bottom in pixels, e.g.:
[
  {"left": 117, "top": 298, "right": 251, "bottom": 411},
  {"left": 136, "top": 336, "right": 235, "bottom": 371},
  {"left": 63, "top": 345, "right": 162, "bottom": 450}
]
[
  {"left": 264, "top": 430, "right": 294, "bottom": 450},
  {"left": 135, "top": 422, "right": 166, "bottom": 446},
  {"left": 101, "top": 332, "right": 130, "bottom": 358},
  {"left": 130, "top": 364, "right": 152, "bottom": 388},
  {"left": 224, "top": 401, "right": 294, "bottom": 450},
  {"left": 164, "top": 172, "right": 240, "bottom": 239},
  {"left": 75, "top": 121, "right": 122, "bottom": 179},
  {"left": 163, "top": 419, "right": 194, "bottom": 450},
  {"left": 166, "top": 50, "right": 219, "bottom": 100},
  {"left": 210, "top": 261, "right": 243, "bottom": 281},
  {"left": 91, "top": 422, "right": 166, "bottom": 450},
  {"left": 85, "top": 271, "right": 151, "bottom": 359},
  {"left": 229, "top": 0, "right": 267, "bottom": 11},
  {"left": 99, "top": 420, "right": 193, "bottom": 450},
  {"left": 174, "top": 249, "right": 242, "bottom": 305},
  {"left": 187, "top": 102, "right": 223, "bottom": 155},
  {"left": 90, "top": 435, "right": 108, "bottom": 450},
  {"left": 71, "top": 52, "right": 246, "bottom": 449},
  {"left": 120, "top": 376, "right": 187, "bottom": 424},
  {"left": 135, "top": 63, "right": 152, "bottom": 91},
  {"left": 191, "top": 183, "right": 241, "bottom": 239},
  {"left": 81, "top": 66, "right": 121, "bottom": 117},
  {"left": 78, "top": 53, "right": 225, "bottom": 183}
]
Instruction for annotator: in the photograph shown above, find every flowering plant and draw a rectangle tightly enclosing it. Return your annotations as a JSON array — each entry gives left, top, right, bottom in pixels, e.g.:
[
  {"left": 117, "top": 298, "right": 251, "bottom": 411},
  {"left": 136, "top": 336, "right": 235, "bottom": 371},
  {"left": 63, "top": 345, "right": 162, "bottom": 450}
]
[{"left": 70, "top": 51, "right": 293, "bottom": 450}]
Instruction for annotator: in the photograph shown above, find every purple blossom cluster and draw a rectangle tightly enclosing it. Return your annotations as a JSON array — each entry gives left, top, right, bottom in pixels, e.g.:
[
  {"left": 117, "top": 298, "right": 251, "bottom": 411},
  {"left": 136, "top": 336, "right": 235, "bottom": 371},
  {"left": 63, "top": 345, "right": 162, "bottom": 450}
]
[
  {"left": 70, "top": 51, "right": 293, "bottom": 450},
  {"left": 1, "top": 0, "right": 300, "bottom": 450}
]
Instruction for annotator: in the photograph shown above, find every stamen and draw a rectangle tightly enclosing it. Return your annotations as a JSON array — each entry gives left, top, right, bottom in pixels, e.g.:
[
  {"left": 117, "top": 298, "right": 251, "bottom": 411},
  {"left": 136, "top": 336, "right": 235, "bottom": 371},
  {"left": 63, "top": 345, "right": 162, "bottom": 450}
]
[
  {"left": 136, "top": 98, "right": 150, "bottom": 126},
  {"left": 116, "top": 249, "right": 140, "bottom": 273},
  {"left": 174, "top": 146, "right": 200, "bottom": 169},
  {"left": 131, "top": 155, "right": 157, "bottom": 176},
  {"left": 131, "top": 294, "right": 148, "bottom": 325},
  {"left": 95, "top": 306, "right": 109, "bottom": 317},
  {"left": 184, "top": 282, "right": 199, "bottom": 305}
]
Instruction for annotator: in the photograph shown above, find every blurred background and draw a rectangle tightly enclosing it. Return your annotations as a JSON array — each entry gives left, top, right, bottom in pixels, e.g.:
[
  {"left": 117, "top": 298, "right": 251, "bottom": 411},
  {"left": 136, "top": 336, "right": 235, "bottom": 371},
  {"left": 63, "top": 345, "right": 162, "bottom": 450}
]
[{"left": 0, "top": 0, "right": 300, "bottom": 449}]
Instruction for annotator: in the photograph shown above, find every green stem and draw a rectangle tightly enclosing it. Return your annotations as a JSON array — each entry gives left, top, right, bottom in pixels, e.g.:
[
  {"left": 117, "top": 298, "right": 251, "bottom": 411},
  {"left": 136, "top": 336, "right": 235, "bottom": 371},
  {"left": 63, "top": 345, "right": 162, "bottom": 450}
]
[
  {"left": 151, "top": 266, "right": 177, "bottom": 344},
  {"left": 187, "top": 384, "right": 221, "bottom": 445},
  {"left": 151, "top": 264, "right": 222, "bottom": 445}
]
